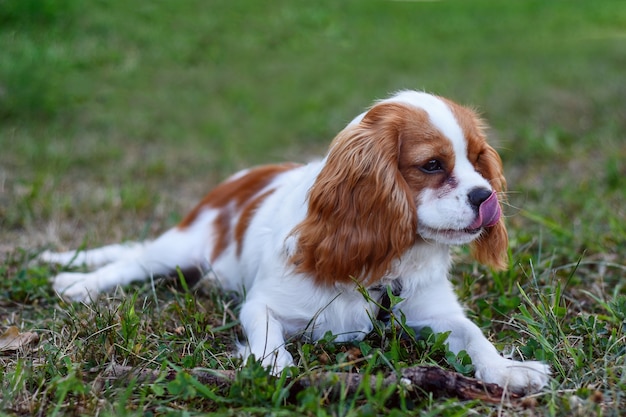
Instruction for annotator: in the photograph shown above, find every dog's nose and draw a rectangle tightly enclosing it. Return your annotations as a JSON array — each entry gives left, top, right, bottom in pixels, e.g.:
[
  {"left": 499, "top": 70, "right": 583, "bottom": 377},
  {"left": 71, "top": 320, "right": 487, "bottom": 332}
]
[{"left": 468, "top": 187, "right": 493, "bottom": 209}]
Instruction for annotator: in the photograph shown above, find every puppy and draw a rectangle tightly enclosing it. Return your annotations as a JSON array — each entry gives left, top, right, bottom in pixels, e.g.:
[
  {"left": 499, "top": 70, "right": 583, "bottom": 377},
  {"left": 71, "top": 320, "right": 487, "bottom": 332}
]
[{"left": 41, "top": 90, "right": 550, "bottom": 393}]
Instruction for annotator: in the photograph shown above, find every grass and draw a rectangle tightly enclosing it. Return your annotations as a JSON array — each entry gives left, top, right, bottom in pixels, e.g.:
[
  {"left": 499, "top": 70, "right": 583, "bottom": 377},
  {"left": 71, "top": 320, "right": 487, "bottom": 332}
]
[{"left": 1, "top": 0, "right": 625, "bottom": 415}]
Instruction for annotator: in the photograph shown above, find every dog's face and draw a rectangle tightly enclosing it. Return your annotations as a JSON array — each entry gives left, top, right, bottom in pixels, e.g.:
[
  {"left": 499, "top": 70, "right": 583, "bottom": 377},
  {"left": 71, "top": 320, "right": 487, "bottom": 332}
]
[
  {"left": 293, "top": 91, "right": 508, "bottom": 285},
  {"left": 394, "top": 94, "right": 505, "bottom": 247}
]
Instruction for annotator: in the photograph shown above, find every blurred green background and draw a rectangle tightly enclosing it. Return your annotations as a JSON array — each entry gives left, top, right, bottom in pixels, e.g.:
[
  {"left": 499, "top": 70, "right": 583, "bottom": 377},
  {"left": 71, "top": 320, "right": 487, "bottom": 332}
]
[{"left": 1, "top": 0, "right": 625, "bottom": 257}]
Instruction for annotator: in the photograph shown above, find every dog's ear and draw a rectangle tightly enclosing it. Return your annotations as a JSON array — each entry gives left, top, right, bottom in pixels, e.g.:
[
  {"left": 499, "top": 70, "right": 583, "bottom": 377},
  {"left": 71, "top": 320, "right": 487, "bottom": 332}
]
[
  {"left": 290, "top": 103, "right": 418, "bottom": 286},
  {"left": 470, "top": 144, "right": 509, "bottom": 270}
]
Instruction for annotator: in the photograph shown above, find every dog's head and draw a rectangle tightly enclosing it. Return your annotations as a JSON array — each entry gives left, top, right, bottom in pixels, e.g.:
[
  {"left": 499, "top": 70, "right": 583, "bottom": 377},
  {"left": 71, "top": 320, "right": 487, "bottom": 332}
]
[{"left": 292, "top": 91, "right": 508, "bottom": 285}]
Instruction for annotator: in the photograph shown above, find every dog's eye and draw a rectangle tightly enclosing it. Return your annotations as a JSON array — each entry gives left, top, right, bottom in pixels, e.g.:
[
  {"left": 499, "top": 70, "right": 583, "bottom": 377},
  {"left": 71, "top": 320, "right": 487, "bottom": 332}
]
[{"left": 420, "top": 159, "right": 444, "bottom": 173}]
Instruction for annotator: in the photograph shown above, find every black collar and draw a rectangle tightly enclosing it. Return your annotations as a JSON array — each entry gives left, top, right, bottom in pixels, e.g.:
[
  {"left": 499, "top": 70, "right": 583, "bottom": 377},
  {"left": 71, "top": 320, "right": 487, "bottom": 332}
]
[{"left": 374, "top": 281, "right": 403, "bottom": 322}]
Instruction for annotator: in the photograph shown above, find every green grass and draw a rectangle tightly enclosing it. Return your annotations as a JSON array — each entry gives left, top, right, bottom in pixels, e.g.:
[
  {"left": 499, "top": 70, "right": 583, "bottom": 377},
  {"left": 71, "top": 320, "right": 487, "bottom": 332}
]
[{"left": 1, "top": 0, "right": 625, "bottom": 415}]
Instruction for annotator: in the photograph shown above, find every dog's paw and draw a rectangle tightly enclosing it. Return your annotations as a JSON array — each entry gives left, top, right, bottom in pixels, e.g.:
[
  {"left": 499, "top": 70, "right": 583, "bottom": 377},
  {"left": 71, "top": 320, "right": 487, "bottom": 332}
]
[
  {"left": 476, "top": 358, "right": 550, "bottom": 394},
  {"left": 52, "top": 272, "right": 99, "bottom": 302},
  {"left": 238, "top": 344, "right": 294, "bottom": 375},
  {"left": 261, "top": 348, "right": 294, "bottom": 375}
]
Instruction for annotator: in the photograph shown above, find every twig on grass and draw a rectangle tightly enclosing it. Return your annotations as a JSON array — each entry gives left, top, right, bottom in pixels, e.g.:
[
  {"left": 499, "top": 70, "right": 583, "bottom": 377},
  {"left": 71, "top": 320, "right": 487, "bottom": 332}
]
[{"left": 95, "top": 363, "right": 522, "bottom": 404}]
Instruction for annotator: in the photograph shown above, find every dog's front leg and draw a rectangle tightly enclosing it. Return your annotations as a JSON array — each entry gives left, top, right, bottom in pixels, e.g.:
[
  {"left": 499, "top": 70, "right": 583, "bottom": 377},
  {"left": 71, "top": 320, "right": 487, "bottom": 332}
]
[
  {"left": 416, "top": 314, "right": 550, "bottom": 393},
  {"left": 239, "top": 299, "right": 294, "bottom": 374},
  {"left": 398, "top": 279, "right": 550, "bottom": 394}
]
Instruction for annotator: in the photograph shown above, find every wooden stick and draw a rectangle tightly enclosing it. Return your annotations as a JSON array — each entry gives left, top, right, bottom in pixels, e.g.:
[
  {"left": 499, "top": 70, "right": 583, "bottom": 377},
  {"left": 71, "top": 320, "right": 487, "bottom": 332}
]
[{"left": 96, "top": 363, "right": 520, "bottom": 404}]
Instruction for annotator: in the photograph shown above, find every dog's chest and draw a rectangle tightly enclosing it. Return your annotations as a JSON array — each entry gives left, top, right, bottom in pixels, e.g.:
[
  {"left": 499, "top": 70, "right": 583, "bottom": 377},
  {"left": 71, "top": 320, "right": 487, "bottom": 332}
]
[{"left": 277, "top": 282, "right": 401, "bottom": 343}]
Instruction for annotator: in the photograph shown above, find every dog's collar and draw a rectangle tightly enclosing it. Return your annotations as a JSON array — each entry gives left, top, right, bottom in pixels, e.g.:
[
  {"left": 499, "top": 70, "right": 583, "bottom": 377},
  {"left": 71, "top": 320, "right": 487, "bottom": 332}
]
[{"left": 373, "top": 281, "right": 403, "bottom": 322}]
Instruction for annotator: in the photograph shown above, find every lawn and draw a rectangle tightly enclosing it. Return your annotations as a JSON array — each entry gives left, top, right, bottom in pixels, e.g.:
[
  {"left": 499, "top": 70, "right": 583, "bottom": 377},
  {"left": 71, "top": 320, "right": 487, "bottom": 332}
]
[{"left": 1, "top": 0, "right": 625, "bottom": 415}]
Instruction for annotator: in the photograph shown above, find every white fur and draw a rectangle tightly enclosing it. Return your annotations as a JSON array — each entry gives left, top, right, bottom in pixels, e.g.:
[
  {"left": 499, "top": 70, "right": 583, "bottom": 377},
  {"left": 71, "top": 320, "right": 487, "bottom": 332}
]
[{"left": 40, "top": 91, "right": 550, "bottom": 394}]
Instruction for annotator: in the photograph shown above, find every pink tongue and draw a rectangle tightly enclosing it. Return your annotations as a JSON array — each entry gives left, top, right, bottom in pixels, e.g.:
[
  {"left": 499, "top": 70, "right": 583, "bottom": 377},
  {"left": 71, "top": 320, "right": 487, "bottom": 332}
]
[{"left": 468, "top": 192, "right": 501, "bottom": 229}]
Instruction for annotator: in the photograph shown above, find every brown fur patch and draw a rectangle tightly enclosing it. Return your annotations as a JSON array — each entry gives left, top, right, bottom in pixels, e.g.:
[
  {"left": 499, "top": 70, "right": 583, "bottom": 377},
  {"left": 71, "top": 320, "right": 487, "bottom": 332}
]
[
  {"left": 235, "top": 188, "right": 275, "bottom": 256},
  {"left": 178, "top": 163, "right": 300, "bottom": 262},
  {"left": 211, "top": 208, "right": 232, "bottom": 262},
  {"left": 178, "top": 163, "right": 300, "bottom": 229}
]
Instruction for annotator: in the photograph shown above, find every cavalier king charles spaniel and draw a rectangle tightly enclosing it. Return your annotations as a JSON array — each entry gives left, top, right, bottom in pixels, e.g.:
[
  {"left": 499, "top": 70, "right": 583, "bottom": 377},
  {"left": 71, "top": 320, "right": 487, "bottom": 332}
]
[{"left": 41, "top": 90, "right": 550, "bottom": 393}]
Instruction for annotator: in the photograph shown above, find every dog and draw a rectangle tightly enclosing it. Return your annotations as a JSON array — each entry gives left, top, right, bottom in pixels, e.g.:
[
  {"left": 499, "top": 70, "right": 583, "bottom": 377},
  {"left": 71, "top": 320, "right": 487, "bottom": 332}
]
[{"left": 40, "top": 90, "right": 550, "bottom": 393}]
